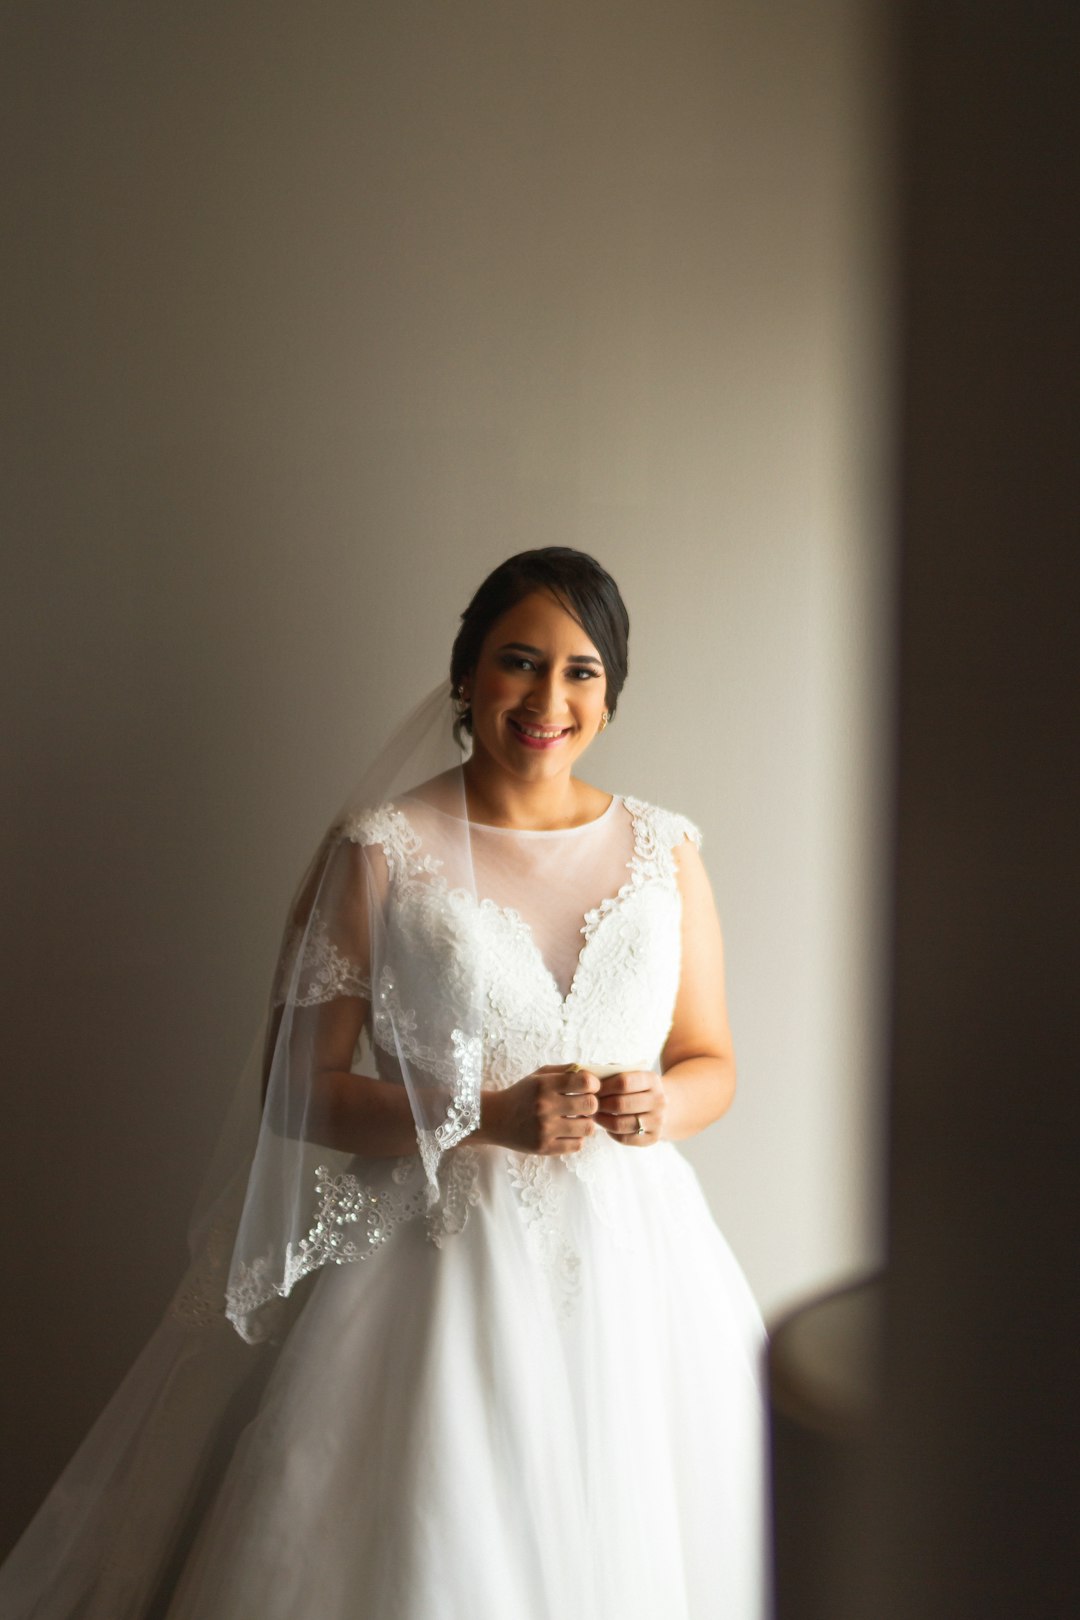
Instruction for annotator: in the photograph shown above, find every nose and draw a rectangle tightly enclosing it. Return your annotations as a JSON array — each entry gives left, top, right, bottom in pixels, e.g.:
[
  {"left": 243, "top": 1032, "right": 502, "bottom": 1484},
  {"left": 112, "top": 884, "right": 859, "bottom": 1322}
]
[{"left": 522, "top": 668, "right": 564, "bottom": 719}]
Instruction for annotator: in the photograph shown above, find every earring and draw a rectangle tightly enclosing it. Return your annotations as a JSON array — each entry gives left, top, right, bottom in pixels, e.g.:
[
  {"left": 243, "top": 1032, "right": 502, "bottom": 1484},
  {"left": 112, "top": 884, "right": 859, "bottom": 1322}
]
[
  {"left": 599, "top": 711, "right": 610, "bottom": 732},
  {"left": 453, "top": 685, "right": 470, "bottom": 720}
]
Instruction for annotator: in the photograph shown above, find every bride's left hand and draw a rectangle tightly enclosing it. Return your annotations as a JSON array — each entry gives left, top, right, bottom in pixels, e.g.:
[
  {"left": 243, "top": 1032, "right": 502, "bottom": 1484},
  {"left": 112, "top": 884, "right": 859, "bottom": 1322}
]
[{"left": 593, "top": 1069, "right": 665, "bottom": 1146}]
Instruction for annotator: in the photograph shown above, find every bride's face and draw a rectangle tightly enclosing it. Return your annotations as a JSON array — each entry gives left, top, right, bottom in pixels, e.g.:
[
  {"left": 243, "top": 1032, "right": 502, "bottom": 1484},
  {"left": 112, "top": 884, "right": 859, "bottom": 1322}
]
[{"left": 464, "top": 590, "right": 608, "bottom": 781}]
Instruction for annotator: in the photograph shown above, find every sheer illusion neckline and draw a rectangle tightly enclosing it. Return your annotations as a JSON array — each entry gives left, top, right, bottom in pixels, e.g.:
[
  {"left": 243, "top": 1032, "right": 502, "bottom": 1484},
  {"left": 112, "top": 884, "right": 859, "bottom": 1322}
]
[
  {"left": 467, "top": 793, "right": 620, "bottom": 837},
  {"left": 388, "top": 793, "right": 642, "bottom": 1011}
]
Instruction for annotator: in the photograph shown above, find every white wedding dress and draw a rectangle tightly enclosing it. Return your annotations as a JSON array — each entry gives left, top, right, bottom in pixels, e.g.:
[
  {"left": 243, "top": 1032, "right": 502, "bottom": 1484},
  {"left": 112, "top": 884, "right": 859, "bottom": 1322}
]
[{"left": 1, "top": 794, "right": 767, "bottom": 1620}]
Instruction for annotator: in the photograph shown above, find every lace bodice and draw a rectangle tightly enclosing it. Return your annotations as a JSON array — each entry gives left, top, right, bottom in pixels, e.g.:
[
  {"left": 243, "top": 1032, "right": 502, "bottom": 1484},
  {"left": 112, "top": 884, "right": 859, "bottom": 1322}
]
[
  {"left": 211, "top": 793, "right": 703, "bottom": 1338},
  {"left": 473, "top": 795, "right": 697, "bottom": 1084},
  {"left": 348, "top": 793, "right": 698, "bottom": 1086},
  {"left": 351, "top": 794, "right": 700, "bottom": 1310}
]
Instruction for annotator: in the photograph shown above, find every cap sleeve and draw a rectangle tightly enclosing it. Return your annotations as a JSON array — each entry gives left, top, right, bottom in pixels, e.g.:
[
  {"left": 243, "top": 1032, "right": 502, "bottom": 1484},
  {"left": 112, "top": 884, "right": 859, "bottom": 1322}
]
[
  {"left": 269, "top": 808, "right": 405, "bottom": 1010},
  {"left": 650, "top": 806, "right": 703, "bottom": 853},
  {"left": 621, "top": 796, "right": 704, "bottom": 888},
  {"left": 337, "top": 803, "right": 422, "bottom": 885}
]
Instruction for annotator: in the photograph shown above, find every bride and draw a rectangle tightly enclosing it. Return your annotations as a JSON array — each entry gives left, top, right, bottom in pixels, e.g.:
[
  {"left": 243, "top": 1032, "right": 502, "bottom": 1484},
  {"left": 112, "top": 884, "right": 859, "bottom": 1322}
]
[{"left": 1, "top": 547, "right": 768, "bottom": 1619}]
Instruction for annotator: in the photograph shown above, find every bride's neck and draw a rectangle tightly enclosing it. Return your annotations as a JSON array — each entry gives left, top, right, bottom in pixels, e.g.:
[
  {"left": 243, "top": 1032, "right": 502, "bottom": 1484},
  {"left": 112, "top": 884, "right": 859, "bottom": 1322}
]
[{"left": 462, "top": 755, "right": 588, "bottom": 831}]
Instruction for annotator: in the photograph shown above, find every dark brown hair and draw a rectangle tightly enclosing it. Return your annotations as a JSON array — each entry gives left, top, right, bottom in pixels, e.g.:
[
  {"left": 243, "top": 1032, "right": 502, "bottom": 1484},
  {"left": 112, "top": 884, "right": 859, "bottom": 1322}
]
[{"left": 450, "top": 548, "right": 630, "bottom": 734}]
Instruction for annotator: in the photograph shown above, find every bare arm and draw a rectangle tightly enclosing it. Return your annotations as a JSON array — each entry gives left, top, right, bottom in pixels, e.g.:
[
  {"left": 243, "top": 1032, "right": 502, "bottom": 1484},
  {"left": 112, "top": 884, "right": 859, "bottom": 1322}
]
[
  {"left": 592, "top": 837, "right": 737, "bottom": 1145},
  {"left": 658, "top": 838, "right": 737, "bottom": 1141},
  {"left": 275, "top": 835, "right": 734, "bottom": 1157},
  {"left": 303, "top": 996, "right": 421, "bottom": 1159},
  {"left": 262, "top": 838, "right": 420, "bottom": 1159},
  {"left": 281, "top": 1000, "right": 596, "bottom": 1160},
  {"left": 261, "top": 835, "right": 599, "bottom": 1161}
]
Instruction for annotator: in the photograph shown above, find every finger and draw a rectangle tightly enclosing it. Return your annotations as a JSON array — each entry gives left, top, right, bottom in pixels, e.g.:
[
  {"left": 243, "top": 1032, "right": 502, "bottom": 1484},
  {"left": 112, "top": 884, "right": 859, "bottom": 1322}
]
[
  {"left": 595, "top": 1070, "right": 632, "bottom": 1095},
  {"left": 544, "top": 1079, "right": 599, "bottom": 1106},
  {"left": 555, "top": 1117, "right": 595, "bottom": 1139},
  {"left": 596, "top": 1070, "right": 651, "bottom": 1097},
  {"left": 546, "top": 1087, "right": 597, "bottom": 1117},
  {"left": 611, "top": 1126, "right": 651, "bottom": 1145},
  {"left": 606, "top": 1113, "right": 653, "bottom": 1142},
  {"left": 596, "top": 1089, "right": 656, "bottom": 1114},
  {"left": 560, "top": 1066, "right": 600, "bottom": 1095},
  {"left": 598, "top": 1108, "right": 652, "bottom": 1134}
]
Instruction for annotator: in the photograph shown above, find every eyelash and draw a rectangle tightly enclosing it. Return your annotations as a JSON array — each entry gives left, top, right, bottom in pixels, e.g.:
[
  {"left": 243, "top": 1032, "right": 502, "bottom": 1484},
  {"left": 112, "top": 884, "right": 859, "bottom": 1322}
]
[{"left": 500, "top": 656, "right": 600, "bottom": 681}]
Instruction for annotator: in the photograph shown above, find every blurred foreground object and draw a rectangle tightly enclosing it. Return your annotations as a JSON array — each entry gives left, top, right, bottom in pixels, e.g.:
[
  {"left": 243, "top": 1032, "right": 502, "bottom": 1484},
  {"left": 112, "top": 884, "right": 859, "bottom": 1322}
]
[
  {"left": 769, "top": 1274, "right": 882, "bottom": 1620},
  {"left": 770, "top": 3, "right": 1079, "bottom": 1616}
]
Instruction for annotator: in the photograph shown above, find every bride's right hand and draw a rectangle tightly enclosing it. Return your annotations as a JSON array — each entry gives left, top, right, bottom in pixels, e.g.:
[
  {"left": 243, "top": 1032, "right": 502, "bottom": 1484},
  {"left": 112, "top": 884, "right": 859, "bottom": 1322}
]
[{"left": 478, "top": 1065, "right": 600, "bottom": 1155}]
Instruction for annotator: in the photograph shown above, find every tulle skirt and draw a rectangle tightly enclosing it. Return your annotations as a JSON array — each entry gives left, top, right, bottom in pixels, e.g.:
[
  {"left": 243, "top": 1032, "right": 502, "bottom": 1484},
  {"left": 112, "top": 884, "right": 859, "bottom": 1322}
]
[{"left": 2, "top": 1142, "right": 768, "bottom": 1620}]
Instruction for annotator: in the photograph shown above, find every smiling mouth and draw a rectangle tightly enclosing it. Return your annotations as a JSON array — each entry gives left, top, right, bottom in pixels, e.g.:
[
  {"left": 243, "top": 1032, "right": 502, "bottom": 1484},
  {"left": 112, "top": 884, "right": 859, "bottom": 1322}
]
[{"left": 508, "top": 717, "right": 573, "bottom": 743}]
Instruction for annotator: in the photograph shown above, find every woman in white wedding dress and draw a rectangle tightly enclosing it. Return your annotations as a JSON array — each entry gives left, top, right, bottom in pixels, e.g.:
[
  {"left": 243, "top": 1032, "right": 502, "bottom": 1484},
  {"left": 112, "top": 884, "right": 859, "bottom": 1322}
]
[{"left": 0, "top": 548, "right": 767, "bottom": 1620}]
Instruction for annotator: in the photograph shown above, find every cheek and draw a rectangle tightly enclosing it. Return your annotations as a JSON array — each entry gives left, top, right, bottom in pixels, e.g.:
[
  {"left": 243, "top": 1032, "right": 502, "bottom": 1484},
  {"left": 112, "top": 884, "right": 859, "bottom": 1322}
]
[{"left": 473, "top": 668, "right": 515, "bottom": 711}]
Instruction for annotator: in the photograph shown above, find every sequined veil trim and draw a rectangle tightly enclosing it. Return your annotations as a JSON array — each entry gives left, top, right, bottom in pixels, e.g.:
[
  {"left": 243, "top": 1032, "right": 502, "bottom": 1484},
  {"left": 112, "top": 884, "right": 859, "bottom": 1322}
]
[
  {"left": 226, "top": 804, "right": 483, "bottom": 1339},
  {"left": 226, "top": 795, "right": 699, "bottom": 1338}
]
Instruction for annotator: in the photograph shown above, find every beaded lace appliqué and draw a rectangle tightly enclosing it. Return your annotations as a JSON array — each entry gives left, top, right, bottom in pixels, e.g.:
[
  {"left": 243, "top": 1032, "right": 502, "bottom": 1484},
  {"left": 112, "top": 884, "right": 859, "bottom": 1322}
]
[
  {"left": 505, "top": 1151, "right": 582, "bottom": 1319},
  {"left": 230, "top": 796, "right": 699, "bottom": 1338},
  {"left": 488, "top": 799, "right": 699, "bottom": 1304},
  {"left": 349, "top": 812, "right": 485, "bottom": 1184},
  {"left": 169, "top": 1205, "right": 236, "bottom": 1332},
  {"left": 286, "top": 1159, "right": 429, "bottom": 1282},
  {"left": 273, "top": 907, "right": 372, "bottom": 1008},
  {"left": 416, "top": 1026, "right": 483, "bottom": 1184}
]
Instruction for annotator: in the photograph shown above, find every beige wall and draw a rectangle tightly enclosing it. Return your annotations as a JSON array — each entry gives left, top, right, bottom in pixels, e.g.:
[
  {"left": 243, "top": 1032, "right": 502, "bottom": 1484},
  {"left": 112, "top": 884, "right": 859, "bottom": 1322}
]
[{"left": 1, "top": 0, "right": 889, "bottom": 1547}]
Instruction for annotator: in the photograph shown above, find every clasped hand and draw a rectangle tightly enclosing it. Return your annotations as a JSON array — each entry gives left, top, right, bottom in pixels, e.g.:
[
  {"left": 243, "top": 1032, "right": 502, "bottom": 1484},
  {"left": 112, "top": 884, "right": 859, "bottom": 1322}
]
[{"left": 482, "top": 1063, "right": 665, "bottom": 1156}]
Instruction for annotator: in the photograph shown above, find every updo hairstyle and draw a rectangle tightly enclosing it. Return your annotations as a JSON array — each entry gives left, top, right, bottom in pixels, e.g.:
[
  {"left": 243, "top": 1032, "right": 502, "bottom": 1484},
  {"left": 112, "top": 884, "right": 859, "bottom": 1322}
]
[{"left": 449, "top": 548, "right": 630, "bottom": 736}]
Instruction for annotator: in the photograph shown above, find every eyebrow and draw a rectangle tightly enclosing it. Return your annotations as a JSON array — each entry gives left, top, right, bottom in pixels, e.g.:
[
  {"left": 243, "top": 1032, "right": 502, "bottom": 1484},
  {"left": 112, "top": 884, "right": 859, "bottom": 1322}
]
[{"left": 498, "top": 641, "right": 603, "bottom": 666}]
